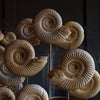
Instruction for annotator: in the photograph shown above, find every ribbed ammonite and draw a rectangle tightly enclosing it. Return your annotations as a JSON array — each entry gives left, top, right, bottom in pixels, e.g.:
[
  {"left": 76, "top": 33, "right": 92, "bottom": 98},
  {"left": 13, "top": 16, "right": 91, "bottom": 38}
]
[
  {"left": 55, "top": 21, "right": 84, "bottom": 49},
  {"left": 0, "top": 46, "right": 25, "bottom": 86},
  {"left": 1, "top": 32, "right": 16, "bottom": 46},
  {"left": 48, "top": 49, "right": 95, "bottom": 90},
  {"left": 33, "top": 8, "right": 70, "bottom": 44},
  {"left": 15, "top": 18, "right": 40, "bottom": 46},
  {"left": 4, "top": 40, "right": 48, "bottom": 76},
  {"left": 0, "top": 87, "right": 15, "bottom": 100},
  {"left": 70, "top": 71, "right": 100, "bottom": 99},
  {"left": 16, "top": 84, "right": 49, "bottom": 100}
]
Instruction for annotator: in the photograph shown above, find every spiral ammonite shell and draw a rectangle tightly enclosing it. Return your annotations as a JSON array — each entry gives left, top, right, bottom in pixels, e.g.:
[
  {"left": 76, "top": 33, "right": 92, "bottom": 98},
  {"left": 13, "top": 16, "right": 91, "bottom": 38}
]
[
  {"left": 0, "top": 46, "right": 25, "bottom": 86},
  {"left": 4, "top": 40, "right": 48, "bottom": 76},
  {"left": 1, "top": 32, "right": 16, "bottom": 46},
  {"left": 55, "top": 21, "right": 84, "bottom": 49},
  {"left": 32, "top": 9, "right": 69, "bottom": 43},
  {"left": 0, "top": 87, "right": 15, "bottom": 100},
  {"left": 70, "top": 71, "right": 100, "bottom": 99},
  {"left": 49, "top": 49, "right": 95, "bottom": 90},
  {"left": 16, "top": 84, "right": 49, "bottom": 100},
  {"left": 16, "top": 18, "right": 40, "bottom": 46}
]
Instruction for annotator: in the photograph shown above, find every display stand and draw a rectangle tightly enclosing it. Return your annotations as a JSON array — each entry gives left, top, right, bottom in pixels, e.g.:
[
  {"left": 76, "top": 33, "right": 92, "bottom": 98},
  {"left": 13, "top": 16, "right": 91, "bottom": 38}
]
[{"left": 48, "top": 44, "right": 70, "bottom": 100}]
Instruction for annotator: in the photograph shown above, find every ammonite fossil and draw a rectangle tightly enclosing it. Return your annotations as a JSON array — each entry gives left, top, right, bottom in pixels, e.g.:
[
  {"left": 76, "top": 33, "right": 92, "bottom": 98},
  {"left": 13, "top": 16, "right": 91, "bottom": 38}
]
[
  {"left": 0, "top": 46, "right": 25, "bottom": 86},
  {"left": 16, "top": 84, "right": 49, "bottom": 100},
  {"left": 15, "top": 18, "right": 40, "bottom": 46},
  {"left": 32, "top": 9, "right": 70, "bottom": 43},
  {"left": 55, "top": 21, "right": 84, "bottom": 49},
  {"left": 48, "top": 49, "right": 95, "bottom": 90},
  {"left": 0, "top": 87, "right": 15, "bottom": 100},
  {"left": 70, "top": 71, "right": 100, "bottom": 99},
  {"left": 4, "top": 40, "right": 48, "bottom": 76},
  {"left": 1, "top": 32, "right": 16, "bottom": 46}
]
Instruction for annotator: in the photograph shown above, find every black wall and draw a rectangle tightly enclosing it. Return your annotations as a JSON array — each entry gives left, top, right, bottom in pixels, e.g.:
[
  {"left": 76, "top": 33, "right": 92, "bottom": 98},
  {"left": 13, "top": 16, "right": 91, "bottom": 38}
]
[{"left": 0, "top": 0, "right": 100, "bottom": 100}]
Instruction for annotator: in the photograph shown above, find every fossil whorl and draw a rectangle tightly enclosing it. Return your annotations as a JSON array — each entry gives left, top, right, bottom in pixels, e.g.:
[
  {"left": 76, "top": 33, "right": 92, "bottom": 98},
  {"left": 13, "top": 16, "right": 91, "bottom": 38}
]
[
  {"left": 70, "top": 71, "right": 100, "bottom": 99},
  {"left": 1, "top": 32, "right": 16, "bottom": 46},
  {"left": 4, "top": 40, "right": 48, "bottom": 76},
  {"left": 16, "top": 84, "right": 49, "bottom": 100},
  {"left": 0, "top": 87, "right": 15, "bottom": 100},
  {"left": 0, "top": 46, "right": 25, "bottom": 86},
  {"left": 48, "top": 49, "right": 95, "bottom": 90},
  {"left": 9, "top": 83, "right": 23, "bottom": 96},
  {"left": 15, "top": 18, "right": 40, "bottom": 46},
  {"left": 33, "top": 9, "right": 71, "bottom": 43},
  {"left": 55, "top": 21, "right": 84, "bottom": 49}
]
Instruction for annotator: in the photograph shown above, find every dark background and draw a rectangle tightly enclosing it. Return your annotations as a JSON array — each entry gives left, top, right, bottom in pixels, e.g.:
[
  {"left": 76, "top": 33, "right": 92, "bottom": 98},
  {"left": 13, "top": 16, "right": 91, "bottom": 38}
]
[{"left": 0, "top": 0, "right": 100, "bottom": 100}]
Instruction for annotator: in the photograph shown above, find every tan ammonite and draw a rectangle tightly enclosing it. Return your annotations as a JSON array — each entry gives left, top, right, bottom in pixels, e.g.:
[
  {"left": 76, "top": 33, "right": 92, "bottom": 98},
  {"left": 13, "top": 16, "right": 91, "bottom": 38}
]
[
  {"left": 32, "top": 9, "right": 71, "bottom": 44},
  {"left": 4, "top": 40, "right": 48, "bottom": 76},
  {"left": 55, "top": 21, "right": 84, "bottom": 49},
  {"left": 1, "top": 32, "right": 16, "bottom": 46},
  {"left": 0, "top": 87, "right": 15, "bottom": 100},
  {"left": 0, "top": 46, "right": 25, "bottom": 86},
  {"left": 15, "top": 18, "right": 40, "bottom": 46},
  {"left": 70, "top": 70, "right": 100, "bottom": 99},
  {"left": 16, "top": 84, "right": 49, "bottom": 100},
  {"left": 48, "top": 49, "right": 95, "bottom": 90}
]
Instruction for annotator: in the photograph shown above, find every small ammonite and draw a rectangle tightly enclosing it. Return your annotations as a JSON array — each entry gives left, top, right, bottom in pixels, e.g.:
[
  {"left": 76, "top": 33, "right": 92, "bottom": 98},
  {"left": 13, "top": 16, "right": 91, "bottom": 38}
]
[
  {"left": 16, "top": 84, "right": 49, "bottom": 100},
  {"left": 16, "top": 18, "right": 40, "bottom": 46}
]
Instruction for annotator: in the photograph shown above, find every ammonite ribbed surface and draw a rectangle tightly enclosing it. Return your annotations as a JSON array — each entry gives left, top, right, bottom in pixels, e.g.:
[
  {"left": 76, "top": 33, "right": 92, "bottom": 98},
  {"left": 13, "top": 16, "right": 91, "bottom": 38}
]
[
  {"left": 70, "top": 71, "right": 100, "bottom": 99},
  {"left": 16, "top": 84, "right": 49, "bottom": 100},
  {"left": 48, "top": 49, "right": 95, "bottom": 90},
  {"left": 1, "top": 32, "right": 16, "bottom": 46},
  {"left": 15, "top": 18, "right": 40, "bottom": 46},
  {"left": 33, "top": 8, "right": 63, "bottom": 43},
  {"left": 55, "top": 21, "right": 84, "bottom": 49},
  {"left": 0, "top": 46, "right": 25, "bottom": 86},
  {"left": 4, "top": 40, "right": 48, "bottom": 76},
  {"left": 0, "top": 87, "right": 15, "bottom": 100}
]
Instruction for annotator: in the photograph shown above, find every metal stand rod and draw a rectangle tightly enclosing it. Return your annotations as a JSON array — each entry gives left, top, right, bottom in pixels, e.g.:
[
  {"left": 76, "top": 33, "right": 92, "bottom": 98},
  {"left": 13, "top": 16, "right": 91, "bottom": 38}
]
[
  {"left": 67, "top": 91, "right": 70, "bottom": 100},
  {"left": 48, "top": 44, "right": 53, "bottom": 97}
]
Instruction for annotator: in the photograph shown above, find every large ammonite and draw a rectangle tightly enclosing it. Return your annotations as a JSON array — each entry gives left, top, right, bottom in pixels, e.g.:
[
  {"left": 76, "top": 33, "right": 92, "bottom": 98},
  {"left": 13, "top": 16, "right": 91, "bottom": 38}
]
[
  {"left": 32, "top": 9, "right": 70, "bottom": 43},
  {"left": 55, "top": 21, "right": 84, "bottom": 49},
  {"left": 70, "top": 71, "right": 100, "bottom": 99},
  {"left": 0, "top": 46, "right": 25, "bottom": 86},
  {"left": 48, "top": 49, "right": 95, "bottom": 90},
  {"left": 15, "top": 18, "right": 40, "bottom": 46},
  {"left": 1, "top": 32, "right": 16, "bottom": 46},
  {"left": 4, "top": 40, "right": 48, "bottom": 76},
  {"left": 0, "top": 87, "right": 15, "bottom": 100},
  {"left": 16, "top": 84, "right": 49, "bottom": 100}
]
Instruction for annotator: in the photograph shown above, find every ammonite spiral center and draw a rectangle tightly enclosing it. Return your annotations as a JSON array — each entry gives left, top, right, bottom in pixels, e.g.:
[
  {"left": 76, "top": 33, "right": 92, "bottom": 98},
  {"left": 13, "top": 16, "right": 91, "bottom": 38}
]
[
  {"left": 23, "top": 24, "right": 33, "bottom": 38},
  {"left": 14, "top": 49, "right": 27, "bottom": 64},
  {"left": 42, "top": 16, "right": 57, "bottom": 32},
  {"left": 26, "top": 94, "right": 41, "bottom": 100},
  {"left": 66, "top": 59, "right": 85, "bottom": 78},
  {"left": 66, "top": 28, "right": 77, "bottom": 41}
]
